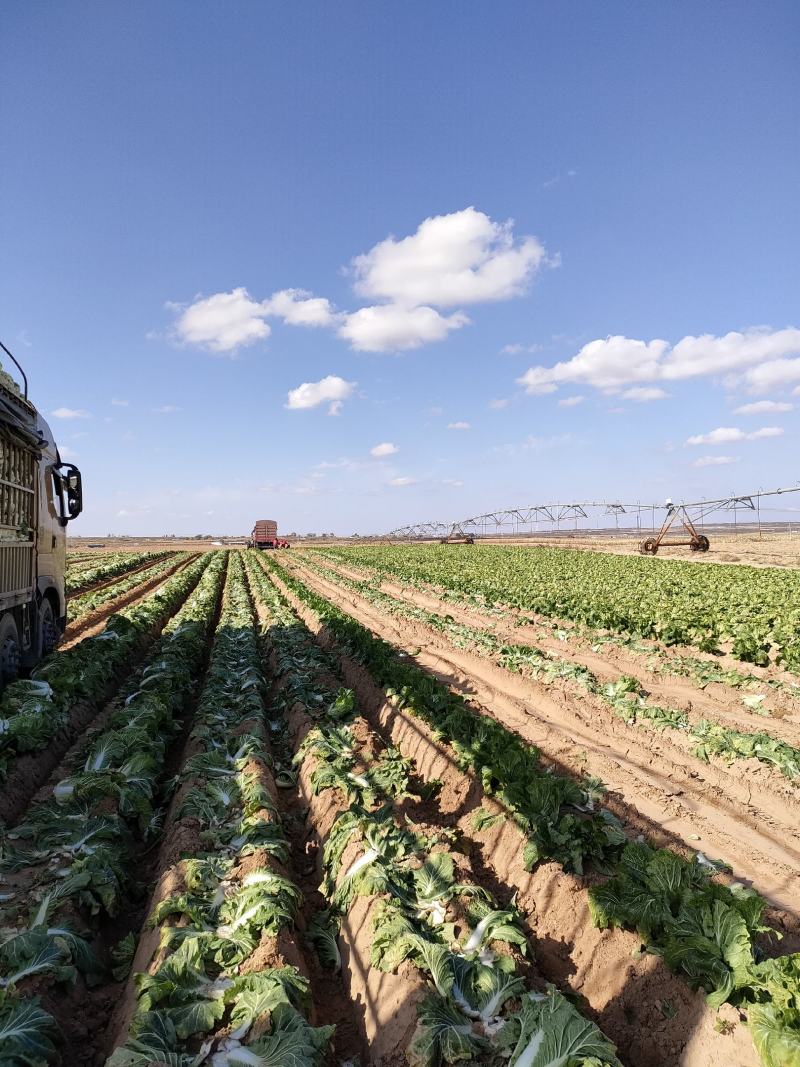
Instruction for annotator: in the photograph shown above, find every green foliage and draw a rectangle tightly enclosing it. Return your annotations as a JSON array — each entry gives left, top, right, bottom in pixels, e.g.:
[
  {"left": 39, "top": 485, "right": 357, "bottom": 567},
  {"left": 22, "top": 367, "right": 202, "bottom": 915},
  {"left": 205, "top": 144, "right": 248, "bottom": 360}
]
[{"left": 321, "top": 543, "right": 800, "bottom": 671}]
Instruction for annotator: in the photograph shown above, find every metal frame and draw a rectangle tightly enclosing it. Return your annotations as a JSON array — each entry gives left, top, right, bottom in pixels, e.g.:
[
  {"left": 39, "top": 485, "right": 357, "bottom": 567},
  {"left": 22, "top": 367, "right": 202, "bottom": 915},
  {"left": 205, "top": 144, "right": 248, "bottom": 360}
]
[{"left": 380, "top": 486, "right": 800, "bottom": 545}]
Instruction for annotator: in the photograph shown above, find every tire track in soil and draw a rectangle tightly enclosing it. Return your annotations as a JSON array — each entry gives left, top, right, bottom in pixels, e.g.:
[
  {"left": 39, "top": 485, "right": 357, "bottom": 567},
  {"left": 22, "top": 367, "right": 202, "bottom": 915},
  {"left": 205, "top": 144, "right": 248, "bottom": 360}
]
[
  {"left": 281, "top": 557, "right": 800, "bottom": 919},
  {"left": 0, "top": 558, "right": 210, "bottom": 829},
  {"left": 316, "top": 555, "right": 800, "bottom": 741},
  {"left": 258, "top": 560, "right": 763, "bottom": 1067}
]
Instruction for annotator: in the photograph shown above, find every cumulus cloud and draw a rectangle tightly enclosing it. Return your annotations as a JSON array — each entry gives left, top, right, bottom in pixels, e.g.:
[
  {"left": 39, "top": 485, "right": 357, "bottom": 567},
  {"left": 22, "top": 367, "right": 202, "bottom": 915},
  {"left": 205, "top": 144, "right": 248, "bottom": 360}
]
[
  {"left": 693, "top": 455, "right": 740, "bottom": 468},
  {"left": 517, "top": 327, "right": 800, "bottom": 397},
  {"left": 501, "top": 342, "right": 542, "bottom": 355},
  {"left": 350, "top": 207, "right": 547, "bottom": 307},
  {"left": 167, "top": 208, "right": 551, "bottom": 357},
  {"left": 171, "top": 288, "right": 270, "bottom": 352},
  {"left": 685, "top": 425, "right": 784, "bottom": 446},
  {"left": 285, "top": 375, "right": 356, "bottom": 415},
  {"left": 51, "top": 407, "right": 90, "bottom": 419},
  {"left": 338, "top": 304, "right": 468, "bottom": 352},
  {"left": 621, "top": 387, "right": 669, "bottom": 402},
  {"left": 152, "top": 404, "right": 181, "bottom": 414},
  {"left": 558, "top": 395, "right": 584, "bottom": 407},
  {"left": 388, "top": 476, "right": 416, "bottom": 486},
  {"left": 261, "top": 288, "right": 338, "bottom": 328},
  {"left": 111, "top": 398, "right": 129, "bottom": 407},
  {"left": 733, "top": 400, "right": 793, "bottom": 415},
  {"left": 738, "top": 357, "right": 800, "bottom": 394},
  {"left": 371, "top": 442, "right": 398, "bottom": 457},
  {"left": 489, "top": 398, "right": 509, "bottom": 410},
  {"left": 447, "top": 421, "right": 471, "bottom": 430}
]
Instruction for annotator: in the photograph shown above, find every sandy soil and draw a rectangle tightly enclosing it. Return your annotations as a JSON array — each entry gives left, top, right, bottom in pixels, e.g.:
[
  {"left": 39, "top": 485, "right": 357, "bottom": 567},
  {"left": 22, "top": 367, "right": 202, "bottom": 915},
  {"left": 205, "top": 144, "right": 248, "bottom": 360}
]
[
  {"left": 266, "top": 560, "right": 764, "bottom": 1067},
  {"left": 317, "top": 556, "right": 800, "bottom": 741},
  {"left": 278, "top": 555, "right": 800, "bottom": 920}
]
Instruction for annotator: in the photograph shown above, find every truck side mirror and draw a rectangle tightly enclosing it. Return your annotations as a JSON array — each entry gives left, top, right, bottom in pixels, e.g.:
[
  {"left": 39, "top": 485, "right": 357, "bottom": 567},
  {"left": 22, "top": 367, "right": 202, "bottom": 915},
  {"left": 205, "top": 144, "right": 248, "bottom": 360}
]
[{"left": 53, "top": 463, "right": 83, "bottom": 525}]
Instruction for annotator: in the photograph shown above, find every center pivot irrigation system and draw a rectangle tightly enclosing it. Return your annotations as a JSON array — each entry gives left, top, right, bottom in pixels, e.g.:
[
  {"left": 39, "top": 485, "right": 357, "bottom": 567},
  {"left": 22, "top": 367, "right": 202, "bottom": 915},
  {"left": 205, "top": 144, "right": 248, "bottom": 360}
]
[{"left": 381, "top": 485, "right": 800, "bottom": 555}]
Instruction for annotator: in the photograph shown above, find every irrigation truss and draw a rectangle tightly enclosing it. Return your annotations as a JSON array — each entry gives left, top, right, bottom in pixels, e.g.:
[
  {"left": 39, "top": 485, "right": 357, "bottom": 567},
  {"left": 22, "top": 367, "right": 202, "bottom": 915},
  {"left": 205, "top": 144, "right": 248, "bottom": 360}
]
[{"left": 381, "top": 484, "right": 800, "bottom": 540}]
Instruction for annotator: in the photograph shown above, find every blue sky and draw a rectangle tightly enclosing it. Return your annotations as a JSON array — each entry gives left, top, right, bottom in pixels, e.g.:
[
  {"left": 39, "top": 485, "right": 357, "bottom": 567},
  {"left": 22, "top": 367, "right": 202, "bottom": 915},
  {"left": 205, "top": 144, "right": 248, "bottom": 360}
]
[{"left": 2, "top": 2, "right": 798, "bottom": 535}]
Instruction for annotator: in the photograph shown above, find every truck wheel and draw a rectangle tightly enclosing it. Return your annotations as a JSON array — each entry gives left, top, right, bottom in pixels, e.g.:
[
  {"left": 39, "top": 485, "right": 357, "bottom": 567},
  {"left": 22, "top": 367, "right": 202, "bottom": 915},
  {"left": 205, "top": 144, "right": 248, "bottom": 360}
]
[
  {"left": 0, "top": 615, "right": 21, "bottom": 681},
  {"left": 38, "top": 599, "right": 59, "bottom": 657}
]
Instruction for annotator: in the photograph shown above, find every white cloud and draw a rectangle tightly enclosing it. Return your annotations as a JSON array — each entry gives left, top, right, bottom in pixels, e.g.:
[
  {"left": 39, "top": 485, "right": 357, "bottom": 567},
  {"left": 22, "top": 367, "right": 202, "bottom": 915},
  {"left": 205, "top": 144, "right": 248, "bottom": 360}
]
[
  {"left": 153, "top": 404, "right": 180, "bottom": 414},
  {"left": 447, "top": 421, "right": 471, "bottom": 430},
  {"left": 693, "top": 455, "right": 740, "bottom": 468},
  {"left": 171, "top": 288, "right": 271, "bottom": 352},
  {"left": 338, "top": 304, "right": 468, "bottom": 352},
  {"left": 111, "top": 398, "right": 129, "bottom": 407},
  {"left": 685, "top": 425, "right": 784, "bottom": 446},
  {"left": 738, "top": 357, "right": 800, "bottom": 394},
  {"left": 351, "top": 207, "right": 547, "bottom": 308},
  {"left": 749, "top": 425, "right": 784, "bottom": 439},
  {"left": 501, "top": 343, "right": 541, "bottom": 355},
  {"left": 58, "top": 444, "right": 79, "bottom": 459},
  {"left": 621, "top": 386, "right": 669, "bottom": 402},
  {"left": 518, "top": 327, "right": 800, "bottom": 396},
  {"left": 167, "top": 209, "right": 552, "bottom": 359},
  {"left": 371, "top": 442, "right": 398, "bottom": 457},
  {"left": 518, "top": 337, "right": 668, "bottom": 394},
  {"left": 733, "top": 400, "right": 793, "bottom": 415},
  {"left": 285, "top": 375, "right": 356, "bottom": 415},
  {"left": 489, "top": 398, "right": 509, "bottom": 410},
  {"left": 558, "top": 395, "right": 584, "bottom": 407},
  {"left": 262, "top": 288, "right": 338, "bottom": 328},
  {"left": 51, "top": 407, "right": 90, "bottom": 419},
  {"left": 664, "top": 329, "right": 800, "bottom": 380},
  {"left": 442, "top": 478, "right": 464, "bottom": 486},
  {"left": 388, "top": 476, "right": 417, "bottom": 486}
]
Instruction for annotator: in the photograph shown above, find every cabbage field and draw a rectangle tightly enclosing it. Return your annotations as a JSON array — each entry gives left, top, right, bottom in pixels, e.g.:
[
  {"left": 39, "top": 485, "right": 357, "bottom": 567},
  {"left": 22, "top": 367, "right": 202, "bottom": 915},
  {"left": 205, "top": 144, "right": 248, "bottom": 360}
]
[{"left": 0, "top": 544, "right": 798, "bottom": 1067}]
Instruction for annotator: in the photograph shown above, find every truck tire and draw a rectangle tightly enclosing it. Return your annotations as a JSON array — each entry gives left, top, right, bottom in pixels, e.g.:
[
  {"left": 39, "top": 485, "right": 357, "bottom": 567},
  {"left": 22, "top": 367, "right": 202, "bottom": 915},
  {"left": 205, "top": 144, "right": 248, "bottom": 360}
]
[
  {"left": 38, "top": 598, "right": 59, "bottom": 658},
  {"left": 0, "top": 614, "right": 21, "bottom": 682}
]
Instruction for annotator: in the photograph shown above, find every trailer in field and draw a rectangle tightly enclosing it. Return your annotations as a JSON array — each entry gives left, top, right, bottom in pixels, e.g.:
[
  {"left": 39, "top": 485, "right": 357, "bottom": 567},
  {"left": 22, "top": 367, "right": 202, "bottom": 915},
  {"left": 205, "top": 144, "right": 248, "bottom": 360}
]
[{"left": 249, "top": 519, "right": 290, "bottom": 549}]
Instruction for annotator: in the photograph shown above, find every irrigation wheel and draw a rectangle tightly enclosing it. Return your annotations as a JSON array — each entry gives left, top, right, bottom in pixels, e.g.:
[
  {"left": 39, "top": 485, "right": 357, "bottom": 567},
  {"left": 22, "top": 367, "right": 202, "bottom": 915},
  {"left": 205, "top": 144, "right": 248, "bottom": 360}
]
[{"left": 639, "top": 537, "right": 658, "bottom": 555}]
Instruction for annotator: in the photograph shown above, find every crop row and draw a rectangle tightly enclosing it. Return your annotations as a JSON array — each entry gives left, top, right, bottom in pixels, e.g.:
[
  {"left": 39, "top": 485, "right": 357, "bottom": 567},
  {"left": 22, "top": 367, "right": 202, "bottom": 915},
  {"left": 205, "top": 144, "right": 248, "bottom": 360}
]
[
  {"left": 0, "top": 553, "right": 227, "bottom": 1064},
  {"left": 261, "top": 552, "right": 800, "bottom": 1067},
  {"left": 108, "top": 551, "right": 332, "bottom": 1065},
  {"left": 66, "top": 551, "right": 173, "bottom": 594},
  {"left": 318, "top": 544, "right": 800, "bottom": 669},
  {"left": 299, "top": 554, "right": 800, "bottom": 782},
  {"left": 245, "top": 552, "right": 625, "bottom": 1066},
  {"left": 66, "top": 553, "right": 190, "bottom": 624},
  {"left": 0, "top": 554, "right": 214, "bottom": 789}
]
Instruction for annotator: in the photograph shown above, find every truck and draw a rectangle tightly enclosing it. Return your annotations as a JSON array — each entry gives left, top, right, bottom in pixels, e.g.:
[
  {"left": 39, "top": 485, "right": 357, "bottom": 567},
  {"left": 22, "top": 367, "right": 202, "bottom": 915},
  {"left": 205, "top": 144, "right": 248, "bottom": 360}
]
[
  {"left": 0, "top": 342, "right": 83, "bottom": 684},
  {"left": 249, "top": 519, "right": 289, "bottom": 550}
]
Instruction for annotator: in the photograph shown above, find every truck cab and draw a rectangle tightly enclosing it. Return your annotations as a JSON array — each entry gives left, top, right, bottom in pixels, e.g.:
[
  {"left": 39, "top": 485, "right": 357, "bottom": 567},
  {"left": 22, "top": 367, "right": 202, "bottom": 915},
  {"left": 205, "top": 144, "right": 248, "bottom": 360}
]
[{"left": 0, "top": 344, "right": 82, "bottom": 682}]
